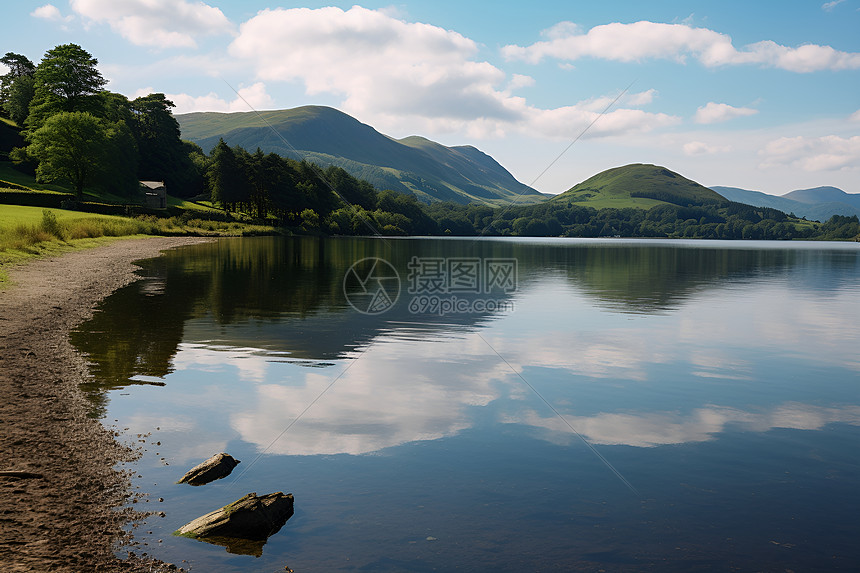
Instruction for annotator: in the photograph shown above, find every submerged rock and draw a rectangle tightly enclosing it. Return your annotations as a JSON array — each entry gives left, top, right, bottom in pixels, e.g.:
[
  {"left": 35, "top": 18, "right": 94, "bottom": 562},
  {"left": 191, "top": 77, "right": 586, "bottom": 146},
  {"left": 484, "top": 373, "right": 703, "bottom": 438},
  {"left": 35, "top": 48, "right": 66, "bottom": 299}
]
[
  {"left": 176, "top": 453, "right": 240, "bottom": 486},
  {"left": 174, "top": 492, "right": 294, "bottom": 548}
]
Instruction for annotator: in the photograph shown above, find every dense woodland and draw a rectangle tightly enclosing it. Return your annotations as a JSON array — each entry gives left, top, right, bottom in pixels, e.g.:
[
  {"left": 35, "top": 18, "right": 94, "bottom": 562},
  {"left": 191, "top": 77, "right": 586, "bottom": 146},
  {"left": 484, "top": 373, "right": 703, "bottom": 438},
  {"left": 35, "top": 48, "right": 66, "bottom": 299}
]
[{"left": 2, "top": 45, "right": 858, "bottom": 241}]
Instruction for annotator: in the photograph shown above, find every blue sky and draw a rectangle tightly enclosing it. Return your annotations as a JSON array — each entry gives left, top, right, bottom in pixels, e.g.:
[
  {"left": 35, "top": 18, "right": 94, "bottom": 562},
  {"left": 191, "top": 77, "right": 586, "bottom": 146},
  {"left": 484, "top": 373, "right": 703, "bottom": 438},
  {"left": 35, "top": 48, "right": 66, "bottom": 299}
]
[{"left": 4, "top": 1, "right": 859, "bottom": 195}]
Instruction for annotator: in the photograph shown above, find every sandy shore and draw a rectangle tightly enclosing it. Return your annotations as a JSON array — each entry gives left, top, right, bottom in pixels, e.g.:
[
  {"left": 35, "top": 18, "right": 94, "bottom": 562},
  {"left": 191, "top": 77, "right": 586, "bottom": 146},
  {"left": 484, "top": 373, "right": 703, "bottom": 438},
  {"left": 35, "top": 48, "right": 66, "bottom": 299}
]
[{"left": 0, "top": 237, "right": 210, "bottom": 572}]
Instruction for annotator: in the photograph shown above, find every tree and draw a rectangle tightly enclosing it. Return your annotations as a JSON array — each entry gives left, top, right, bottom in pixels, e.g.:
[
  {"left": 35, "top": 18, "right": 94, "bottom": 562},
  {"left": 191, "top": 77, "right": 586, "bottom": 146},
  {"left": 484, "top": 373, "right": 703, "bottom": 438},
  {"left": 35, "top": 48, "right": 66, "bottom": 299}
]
[
  {"left": 130, "top": 93, "right": 198, "bottom": 194},
  {"left": 0, "top": 52, "right": 36, "bottom": 111},
  {"left": 99, "top": 91, "right": 134, "bottom": 124},
  {"left": 27, "top": 44, "right": 107, "bottom": 130},
  {"left": 5, "top": 75, "right": 35, "bottom": 125},
  {"left": 207, "top": 139, "right": 246, "bottom": 211},
  {"left": 27, "top": 111, "right": 123, "bottom": 198},
  {"left": 99, "top": 119, "right": 139, "bottom": 198},
  {"left": 299, "top": 208, "right": 320, "bottom": 230}
]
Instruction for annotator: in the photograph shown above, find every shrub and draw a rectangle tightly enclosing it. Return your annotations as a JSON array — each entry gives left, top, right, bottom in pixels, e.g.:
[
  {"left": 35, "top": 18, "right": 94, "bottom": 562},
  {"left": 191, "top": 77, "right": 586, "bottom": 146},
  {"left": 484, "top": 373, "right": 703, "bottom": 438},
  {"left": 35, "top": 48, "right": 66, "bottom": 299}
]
[{"left": 41, "top": 209, "right": 65, "bottom": 239}]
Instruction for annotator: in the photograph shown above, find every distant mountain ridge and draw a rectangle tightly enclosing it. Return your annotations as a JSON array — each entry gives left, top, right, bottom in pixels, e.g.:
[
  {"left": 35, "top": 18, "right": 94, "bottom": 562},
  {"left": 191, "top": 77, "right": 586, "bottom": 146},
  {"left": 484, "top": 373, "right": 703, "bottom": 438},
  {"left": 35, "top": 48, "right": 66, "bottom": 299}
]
[
  {"left": 176, "top": 106, "right": 544, "bottom": 206},
  {"left": 710, "top": 186, "right": 860, "bottom": 222}
]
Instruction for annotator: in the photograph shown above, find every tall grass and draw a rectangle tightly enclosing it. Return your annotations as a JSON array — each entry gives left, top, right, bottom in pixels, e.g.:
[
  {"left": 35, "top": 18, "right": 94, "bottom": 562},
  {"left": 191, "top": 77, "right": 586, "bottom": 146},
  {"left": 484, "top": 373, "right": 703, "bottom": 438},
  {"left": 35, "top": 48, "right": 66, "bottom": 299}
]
[
  {"left": 0, "top": 210, "right": 151, "bottom": 252},
  {"left": 0, "top": 209, "right": 278, "bottom": 254}
]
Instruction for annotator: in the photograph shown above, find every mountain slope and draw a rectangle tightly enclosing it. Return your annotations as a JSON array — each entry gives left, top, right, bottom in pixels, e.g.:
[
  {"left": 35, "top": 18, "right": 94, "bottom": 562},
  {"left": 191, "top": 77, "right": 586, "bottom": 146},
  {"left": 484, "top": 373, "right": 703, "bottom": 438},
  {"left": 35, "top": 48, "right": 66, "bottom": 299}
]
[
  {"left": 711, "top": 185, "right": 860, "bottom": 222},
  {"left": 552, "top": 164, "right": 727, "bottom": 209},
  {"left": 176, "top": 106, "right": 543, "bottom": 206},
  {"left": 782, "top": 186, "right": 860, "bottom": 207}
]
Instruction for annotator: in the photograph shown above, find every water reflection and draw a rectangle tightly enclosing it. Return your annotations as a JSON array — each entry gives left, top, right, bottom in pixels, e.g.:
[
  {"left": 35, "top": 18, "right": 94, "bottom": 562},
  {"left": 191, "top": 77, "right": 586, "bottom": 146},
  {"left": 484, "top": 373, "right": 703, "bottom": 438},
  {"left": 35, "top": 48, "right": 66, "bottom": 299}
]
[
  {"left": 511, "top": 403, "right": 860, "bottom": 448},
  {"left": 72, "top": 237, "right": 860, "bottom": 437},
  {"left": 230, "top": 336, "right": 510, "bottom": 455},
  {"left": 68, "top": 237, "right": 860, "bottom": 569},
  {"left": 72, "top": 237, "right": 860, "bottom": 384}
]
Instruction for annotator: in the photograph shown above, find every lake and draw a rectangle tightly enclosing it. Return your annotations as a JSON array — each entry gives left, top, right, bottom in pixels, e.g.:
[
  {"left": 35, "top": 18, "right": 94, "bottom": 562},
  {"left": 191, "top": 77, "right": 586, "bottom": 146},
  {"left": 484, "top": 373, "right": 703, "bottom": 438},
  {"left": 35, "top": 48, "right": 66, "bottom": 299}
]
[{"left": 71, "top": 236, "right": 860, "bottom": 571}]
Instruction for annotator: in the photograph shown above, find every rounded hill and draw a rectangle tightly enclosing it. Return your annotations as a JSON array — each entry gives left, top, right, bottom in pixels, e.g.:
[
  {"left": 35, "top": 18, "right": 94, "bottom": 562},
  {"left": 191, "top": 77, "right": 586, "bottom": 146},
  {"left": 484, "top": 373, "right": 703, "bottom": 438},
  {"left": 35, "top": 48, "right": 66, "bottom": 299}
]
[{"left": 552, "top": 164, "right": 727, "bottom": 209}]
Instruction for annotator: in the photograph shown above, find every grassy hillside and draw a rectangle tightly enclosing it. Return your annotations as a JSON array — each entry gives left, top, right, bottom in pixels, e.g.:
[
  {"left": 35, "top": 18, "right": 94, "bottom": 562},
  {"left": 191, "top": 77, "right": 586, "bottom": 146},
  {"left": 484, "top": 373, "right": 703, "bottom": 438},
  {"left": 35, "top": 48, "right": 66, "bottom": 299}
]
[
  {"left": 176, "top": 106, "right": 544, "bottom": 206},
  {"left": 553, "top": 164, "right": 727, "bottom": 209}
]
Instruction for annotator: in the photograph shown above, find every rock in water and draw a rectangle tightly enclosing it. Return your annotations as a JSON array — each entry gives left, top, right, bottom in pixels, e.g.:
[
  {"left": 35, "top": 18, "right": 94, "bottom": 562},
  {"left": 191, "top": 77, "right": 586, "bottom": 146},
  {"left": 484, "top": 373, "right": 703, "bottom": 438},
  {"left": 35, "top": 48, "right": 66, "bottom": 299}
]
[
  {"left": 174, "top": 492, "right": 294, "bottom": 542},
  {"left": 176, "top": 453, "right": 240, "bottom": 486}
]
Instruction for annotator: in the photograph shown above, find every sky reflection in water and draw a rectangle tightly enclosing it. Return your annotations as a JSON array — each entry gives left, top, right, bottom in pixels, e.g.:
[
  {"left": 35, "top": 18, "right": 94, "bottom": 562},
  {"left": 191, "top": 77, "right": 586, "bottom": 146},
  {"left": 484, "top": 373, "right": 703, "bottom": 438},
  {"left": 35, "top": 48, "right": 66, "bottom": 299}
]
[{"left": 72, "top": 237, "right": 860, "bottom": 571}]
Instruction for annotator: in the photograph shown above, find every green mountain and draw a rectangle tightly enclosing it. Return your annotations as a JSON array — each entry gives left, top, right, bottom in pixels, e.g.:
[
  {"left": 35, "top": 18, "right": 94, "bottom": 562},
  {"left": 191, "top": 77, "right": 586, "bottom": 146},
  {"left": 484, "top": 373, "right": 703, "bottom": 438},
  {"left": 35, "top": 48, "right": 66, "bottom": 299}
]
[
  {"left": 176, "top": 105, "right": 544, "bottom": 206},
  {"left": 711, "top": 185, "right": 860, "bottom": 222},
  {"left": 783, "top": 186, "right": 860, "bottom": 205},
  {"left": 552, "top": 163, "right": 727, "bottom": 209}
]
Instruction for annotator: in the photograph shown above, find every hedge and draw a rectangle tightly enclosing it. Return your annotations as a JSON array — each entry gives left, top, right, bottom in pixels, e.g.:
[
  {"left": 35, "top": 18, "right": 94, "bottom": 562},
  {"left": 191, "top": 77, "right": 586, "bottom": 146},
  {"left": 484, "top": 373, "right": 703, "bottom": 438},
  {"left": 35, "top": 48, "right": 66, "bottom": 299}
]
[{"left": 0, "top": 189, "right": 75, "bottom": 207}]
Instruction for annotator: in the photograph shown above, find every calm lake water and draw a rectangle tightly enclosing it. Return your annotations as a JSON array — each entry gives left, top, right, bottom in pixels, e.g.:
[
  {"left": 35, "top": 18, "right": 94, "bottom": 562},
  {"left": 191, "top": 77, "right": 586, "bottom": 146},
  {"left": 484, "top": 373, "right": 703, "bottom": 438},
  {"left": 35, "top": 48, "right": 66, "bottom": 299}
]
[{"left": 72, "top": 237, "right": 860, "bottom": 572}]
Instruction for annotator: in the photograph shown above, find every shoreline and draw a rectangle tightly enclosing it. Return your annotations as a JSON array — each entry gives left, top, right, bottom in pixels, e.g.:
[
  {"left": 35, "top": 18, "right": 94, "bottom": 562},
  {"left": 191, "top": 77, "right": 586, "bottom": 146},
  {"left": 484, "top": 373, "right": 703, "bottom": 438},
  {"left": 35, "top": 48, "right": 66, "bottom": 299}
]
[{"left": 0, "top": 236, "right": 210, "bottom": 572}]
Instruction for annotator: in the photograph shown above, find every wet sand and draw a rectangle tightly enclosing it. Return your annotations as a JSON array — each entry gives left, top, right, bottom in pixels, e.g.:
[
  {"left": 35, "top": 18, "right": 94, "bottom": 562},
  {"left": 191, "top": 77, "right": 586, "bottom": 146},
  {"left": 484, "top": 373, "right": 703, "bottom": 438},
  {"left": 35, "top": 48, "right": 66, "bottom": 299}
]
[{"left": 0, "top": 237, "right": 210, "bottom": 572}]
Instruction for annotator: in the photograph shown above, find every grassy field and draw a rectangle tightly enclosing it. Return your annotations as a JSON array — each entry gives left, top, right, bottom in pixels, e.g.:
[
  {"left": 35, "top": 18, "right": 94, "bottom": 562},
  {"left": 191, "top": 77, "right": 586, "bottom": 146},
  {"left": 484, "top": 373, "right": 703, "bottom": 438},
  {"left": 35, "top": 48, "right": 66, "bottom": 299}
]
[
  {"left": 166, "top": 195, "right": 222, "bottom": 211},
  {"left": 0, "top": 205, "right": 132, "bottom": 228},
  {"left": 0, "top": 205, "right": 278, "bottom": 286},
  {"left": 0, "top": 162, "right": 76, "bottom": 195},
  {"left": 0, "top": 207, "right": 144, "bottom": 285}
]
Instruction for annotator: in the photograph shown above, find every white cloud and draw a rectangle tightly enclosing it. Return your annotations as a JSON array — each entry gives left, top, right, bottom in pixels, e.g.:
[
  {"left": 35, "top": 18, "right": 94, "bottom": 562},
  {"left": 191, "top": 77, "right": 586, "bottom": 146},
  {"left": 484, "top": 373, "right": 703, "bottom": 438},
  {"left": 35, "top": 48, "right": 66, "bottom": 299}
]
[
  {"left": 625, "top": 89, "right": 657, "bottom": 106},
  {"left": 503, "top": 21, "right": 860, "bottom": 73},
  {"left": 694, "top": 102, "right": 758, "bottom": 124},
  {"left": 31, "top": 4, "right": 71, "bottom": 21},
  {"left": 541, "top": 21, "right": 581, "bottom": 40},
  {"left": 822, "top": 0, "right": 846, "bottom": 10},
  {"left": 69, "top": 0, "right": 233, "bottom": 49},
  {"left": 225, "top": 6, "right": 676, "bottom": 141},
  {"left": 147, "top": 82, "right": 275, "bottom": 114},
  {"left": 229, "top": 7, "right": 509, "bottom": 120},
  {"left": 507, "top": 74, "right": 536, "bottom": 90},
  {"left": 525, "top": 105, "right": 680, "bottom": 140},
  {"left": 683, "top": 140, "right": 733, "bottom": 156},
  {"left": 850, "top": 109, "right": 860, "bottom": 122},
  {"left": 760, "top": 135, "right": 860, "bottom": 171}
]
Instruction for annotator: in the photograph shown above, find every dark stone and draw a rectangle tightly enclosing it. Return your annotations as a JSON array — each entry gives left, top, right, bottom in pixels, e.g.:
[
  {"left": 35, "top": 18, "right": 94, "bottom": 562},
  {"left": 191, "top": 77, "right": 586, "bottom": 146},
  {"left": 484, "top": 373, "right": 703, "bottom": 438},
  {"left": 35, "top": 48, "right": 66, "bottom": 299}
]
[
  {"left": 176, "top": 453, "right": 239, "bottom": 486},
  {"left": 174, "top": 492, "right": 294, "bottom": 551}
]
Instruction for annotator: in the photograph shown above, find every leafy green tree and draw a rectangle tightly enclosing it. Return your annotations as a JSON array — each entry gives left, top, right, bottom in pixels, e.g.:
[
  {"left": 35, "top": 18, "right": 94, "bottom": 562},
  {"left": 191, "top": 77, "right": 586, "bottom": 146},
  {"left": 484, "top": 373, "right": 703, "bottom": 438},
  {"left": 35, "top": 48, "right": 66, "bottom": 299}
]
[
  {"left": 300, "top": 208, "right": 320, "bottom": 230},
  {"left": 182, "top": 140, "right": 209, "bottom": 197},
  {"left": 235, "top": 147, "right": 271, "bottom": 218},
  {"left": 27, "top": 44, "right": 107, "bottom": 130},
  {"left": 99, "top": 118, "right": 139, "bottom": 198},
  {"left": 5, "top": 75, "right": 35, "bottom": 125},
  {"left": 326, "top": 165, "right": 377, "bottom": 209},
  {"left": 0, "top": 52, "right": 36, "bottom": 112},
  {"left": 262, "top": 153, "right": 301, "bottom": 219},
  {"left": 294, "top": 161, "right": 339, "bottom": 216},
  {"left": 375, "top": 189, "right": 437, "bottom": 234},
  {"left": 207, "top": 139, "right": 246, "bottom": 211},
  {"left": 99, "top": 91, "right": 134, "bottom": 124},
  {"left": 27, "top": 111, "right": 132, "bottom": 198},
  {"left": 130, "top": 93, "right": 199, "bottom": 194}
]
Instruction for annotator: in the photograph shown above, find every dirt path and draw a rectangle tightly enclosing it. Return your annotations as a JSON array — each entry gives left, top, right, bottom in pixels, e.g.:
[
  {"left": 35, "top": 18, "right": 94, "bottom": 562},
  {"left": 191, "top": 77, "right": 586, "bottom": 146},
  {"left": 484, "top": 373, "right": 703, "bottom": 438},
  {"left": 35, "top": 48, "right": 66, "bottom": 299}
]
[{"left": 0, "top": 237, "right": 210, "bottom": 572}]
